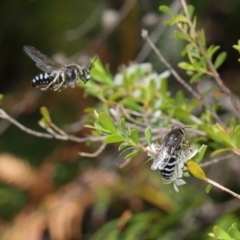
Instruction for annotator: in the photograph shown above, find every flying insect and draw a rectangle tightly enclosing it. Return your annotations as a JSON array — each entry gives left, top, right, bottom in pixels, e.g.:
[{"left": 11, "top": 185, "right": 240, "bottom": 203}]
[{"left": 24, "top": 45, "right": 96, "bottom": 91}]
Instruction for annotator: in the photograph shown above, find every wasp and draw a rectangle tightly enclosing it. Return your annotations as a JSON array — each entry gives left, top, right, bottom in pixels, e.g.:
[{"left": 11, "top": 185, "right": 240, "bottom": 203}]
[
  {"left": 151, "top": 127, "right": 196, "bottom": 183},
  {"left": 24, "top": 45, "right": 96, "bottom": 91}
]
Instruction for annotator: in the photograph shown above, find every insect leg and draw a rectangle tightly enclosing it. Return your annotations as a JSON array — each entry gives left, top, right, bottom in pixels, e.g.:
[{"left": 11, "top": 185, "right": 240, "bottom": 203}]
[
  {"left": 54, "top": 73, "right": 66, "bottom": 91},
  {"left": 74, "top": 69, "right": 79, "bottom": 87},
  {"left": 41, "top": 73, "right": 60, "bottom": 91}
]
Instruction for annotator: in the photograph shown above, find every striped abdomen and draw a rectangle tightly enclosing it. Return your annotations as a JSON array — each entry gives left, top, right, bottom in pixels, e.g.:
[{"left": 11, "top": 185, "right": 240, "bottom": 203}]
[
  {"left": 32, "top": 72, "right": 57, "bottom": 88},
  {"left": 160, "top": 154, "right": 177, "bottom": 180}
]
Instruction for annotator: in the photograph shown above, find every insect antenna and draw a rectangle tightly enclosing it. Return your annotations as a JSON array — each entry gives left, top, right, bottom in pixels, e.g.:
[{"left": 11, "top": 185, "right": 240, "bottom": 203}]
[{"left": 88, "top": 56, "right": 98, "bottom": 70}]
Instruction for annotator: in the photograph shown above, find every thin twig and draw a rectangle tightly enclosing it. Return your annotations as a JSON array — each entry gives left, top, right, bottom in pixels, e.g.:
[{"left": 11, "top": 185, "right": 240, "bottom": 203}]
[
  {"left": 0, "top": 90, "right": 41, "bottom": 136},
  {"left": 196, "top": 85, "right": 225, "bottom": 127},
  {"left": 180, "top": 0, "right": 240, "bottom": 116},
  {"left": 141, "top": 29, "right": 225, "bottom": 126},
  {"left": 141, "top": 29, "right": 199, "bottom": 99},
  {"left": 79, "top": 142, "right": 107, "bottom": 157},
  {"left": 0, "top": 108, "right": 104, "bottom": 143},
  {"left": 135, "top": 0, "right": 182, "bottom": 62},
  {"left": 200, "top": 154, "right": 233, "bottom": 168},
  {"left": 206, "top": 178, "right": 240, "bottom": 199},
  {"left": 49, "top": 122, "right": 68, "bottom": 136}
]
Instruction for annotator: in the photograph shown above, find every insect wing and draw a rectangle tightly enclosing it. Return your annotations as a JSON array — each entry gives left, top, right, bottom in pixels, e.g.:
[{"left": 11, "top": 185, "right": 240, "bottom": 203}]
[
  {"left": 151, "top": 142, "right": 172, "bottom": 170},
  {"left": 165, "top": 133, "right": 183, "bottom": 156},
  {"left": 24, "top": 45, "right": 66, "bottom": 72},
  {"left": 177, "top": 142, "right": 198, "bottom": 162}
]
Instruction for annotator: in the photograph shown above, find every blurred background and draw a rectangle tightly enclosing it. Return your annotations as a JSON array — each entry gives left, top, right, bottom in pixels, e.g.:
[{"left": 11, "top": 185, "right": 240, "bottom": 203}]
[{"left": 0, "top": 0, "right": 240, "bottom": 239}]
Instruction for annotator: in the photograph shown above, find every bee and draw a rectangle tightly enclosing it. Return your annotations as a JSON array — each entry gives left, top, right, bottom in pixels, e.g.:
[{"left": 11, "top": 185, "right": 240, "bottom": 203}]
[
  {"left": 23, "top": 45, "right": 96, "bottom": 91},
  {"left": 151, "top": 127, "right": 196, "bottom": 183}
]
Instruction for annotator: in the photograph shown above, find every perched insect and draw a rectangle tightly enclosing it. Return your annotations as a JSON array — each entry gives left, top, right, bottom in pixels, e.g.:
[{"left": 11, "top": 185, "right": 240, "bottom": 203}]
[
  {"left": 23, "top": 45, "right": 96, "bottom": 91},
  {"left": 151, "top": 126, "right": 196, "bottom": 183}
]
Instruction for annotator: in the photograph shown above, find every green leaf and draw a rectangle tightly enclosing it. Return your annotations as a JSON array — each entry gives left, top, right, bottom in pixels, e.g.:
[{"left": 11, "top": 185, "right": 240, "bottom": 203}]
[
  {"left": 176, "top": 90, "right": 185, "bottom": 105},
  {"left": 159, "top": 5, "right": 174, "bottom": 16},
  {"left": 99, "top": 112, "right": 118, "bottom": 134},
  {"left": 0, "top": 94, "right": 3, "bottom": 102},
  {"left": 94, "top": 110, "right": 99, "bottom": 119},
  {"left": 195, "top": 144, "right": 207, "bottom": 163},
  {"left": 207, "top": 45, "right": 220, "bottom": 59},
  {"left": 233, "top": 125, "right": 240, "bottom": 149},
  {"left": 228, "top": 223, "right": 240, "bottom": 239},
  {"left": 172, "top": 15, "right": 188, "bottom": 23},
  {"left": 187, "top": 161, "right": 207, "bottom": 180},
  {"left": 145, "top": 127, "right": 152, "bottom": 147},
  {"left": 94, "top": 121, "right": 111, "bottom": 134},
  {"left": 217, "top": 131, "right": 233, "bottom": 147},
  {"left": 214, "top": 52, "right": 227, "bottom": 69},
  {"left": 187, "top": 5, "right": 195, "bottom": 19},
  {"left": 119, "top": 118, "right": 126, "bottom": 135},
  {"left": 187, "top": 99, "right": 199, "bottom": 111},
  {"left": 105, "top": 134, "right": 126, "bottom": 143},
  {"left": 233, "top": 45, "right": 240, "bottom": 52},
  {"left": 205, "top": 184, "right": 212, "bottom": 194},
  {"left": 197, "top": 30, "right": 206, "bottom": 47},
  {"left": 91, "top": 58, "right": 112, "bottom": 84},
  {"left": 40, "top": 106, "right": 51, "bottom": 124},
  {"left": 119, "top": 141, "right": 130, "bottom": 151},
  {"left": 211, "top": 148, "right": 232, "bottom": 157},
  {"left": 175, "top": 30, "right": 189, "bottom": 41},
  {"left": 207, "top": 232, "right": 216, "bottom": 238},
  {"left": 189, "top": 72, "right": 203, "bottom": 83},
  {"left": 178, "top": 62, "right": 195, "bottom": 71},
  {"left": 142, "top": 157, "right": 154, "bottom": 166},
  {"left": 119, "top": 146, "right": 135, "bottom": 157},
  {"left": 173, "top": 108, "right": 190, "bottom": 120},
  {"left": 130, "top": 129, "right": 139, "bottom": 144},
  {"left": 125, "top": 150, "right": 141, "bottom": 159},
  {"left": 213, "top": 226, "right": 235, "bottom": 240}
]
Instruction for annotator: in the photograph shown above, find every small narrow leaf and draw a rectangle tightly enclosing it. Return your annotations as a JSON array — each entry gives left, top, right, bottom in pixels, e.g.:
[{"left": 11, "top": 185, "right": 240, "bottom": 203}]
[
  {"left": 119, "top": 142, "right": 130, "bottom": 151},
  {"left": 119, "top": 146, "right": 135, "bottom": 157},
  {"left": 94, "top": 121, "right": 111, "bottom": 133},
  {"left": 99, "top": 112, "right": 118, "bottom": 134},
  {"left": 105, "top": 134, "right": 126, "bottom": 143},
  {"left": 217, "top": 130, "right": 233, "bottom": 147},
  {"left": 159, "top": 5, "right": 174, "bottom": 16},
  {"left": 228, "top": 223, "right": 240, "bottom": 239},
  {"left": 175, "top": 30, "right": 189, "bottom": 41},
  {"left": 205, "top": 184, "right": 212, "bottom": 194},
  {"left": 233, "top": 125, "right": 240, "bottom": 148},
  {"left": 189, "top": 72, "right": 203, "bottom": 83},
  {"left": 130, "top": 129, "right": 139, "bottom": 144},
  {"left": 211, "top": 148, "right": 232, "bottom": 157},
  {"left": 40, "top": 106, "right": 51, "bottom": 124},
  {"left": 197, "top": 30, "right": 206, "bottom": 47},
  {"left": 172, "top": 15, "right": 188, "bottom": 23},
  {"left": 0, "top": 94, "right": 3, "bottom": 102},
  {"left": 125, "top": 150, "right": 141, "bottom": 159},
  {"left": 195, "top": 144, "right": 207, "bottom": 163},
  {"left": 145, "top": 127, "right": 152, "bottom": 147},
  {"left": 119, "top": 118, "right": 126, "bottom": 135},
  {"left": 207, "top": 45, "right": 220, "bottom": 59},
  {"left": 213, "top": 226, "right": 235, "bottom": 240},
  {"left": 233, "top": 45, "right": 240, "bottom": 52},
  {"left": 214, "top": 52, "right": 227, "bottom": 69},
  {"left": 178, "top": 62, "right": 195, "bottom": 71},
  {"left": 187, "top": 5, "right": 195, "bottom": 19},
  {"left": 94, "top": 110, "right": 99, "bottom": 119},
  {"left": 187, "top": 161, "right": 207, "bottom": 180}
]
